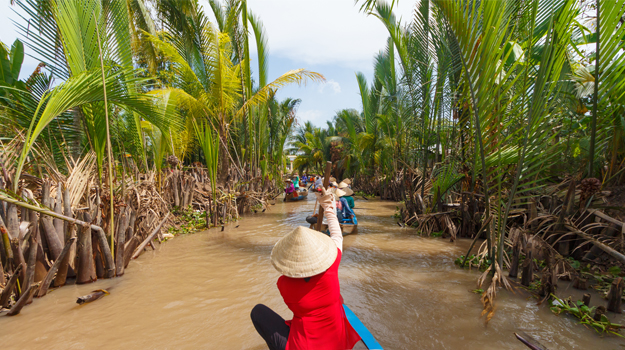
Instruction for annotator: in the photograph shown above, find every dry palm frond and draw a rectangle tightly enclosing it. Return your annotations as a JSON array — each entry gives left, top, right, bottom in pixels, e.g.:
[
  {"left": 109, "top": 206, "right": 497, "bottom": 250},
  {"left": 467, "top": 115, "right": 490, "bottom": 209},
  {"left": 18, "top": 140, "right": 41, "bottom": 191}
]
[
  {"left": 0, "top": 133, "right": 24, "bottom": 175},
  {"left": 30, "top": 142, "right": 63, "bottom": 183},
  {"left": 478, "top": 261, "right": 513, "bottom": 324},
  {"left": 571, "top": 65, "right": 595, "bottom": 98},
  {"left": 65, "top": 152, "right": 97, "bottom": 208}
]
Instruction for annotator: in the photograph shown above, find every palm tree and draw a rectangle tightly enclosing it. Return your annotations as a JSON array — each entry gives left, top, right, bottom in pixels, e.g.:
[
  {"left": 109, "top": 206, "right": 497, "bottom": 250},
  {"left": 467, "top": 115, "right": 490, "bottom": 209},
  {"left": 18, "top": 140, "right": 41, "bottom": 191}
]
[
  {"left": 149, "top": 1, "right": 323, "bottom": 183},
  {"left": 13, "top": 0, "right": 172, "bottom": 179}
]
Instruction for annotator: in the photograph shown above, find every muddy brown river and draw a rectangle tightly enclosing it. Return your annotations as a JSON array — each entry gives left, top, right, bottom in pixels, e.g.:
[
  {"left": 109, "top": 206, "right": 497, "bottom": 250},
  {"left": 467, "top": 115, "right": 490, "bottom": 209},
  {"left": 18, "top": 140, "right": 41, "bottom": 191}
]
[{"left": 1, "top": 196, "right": 624, "bottom": 349}]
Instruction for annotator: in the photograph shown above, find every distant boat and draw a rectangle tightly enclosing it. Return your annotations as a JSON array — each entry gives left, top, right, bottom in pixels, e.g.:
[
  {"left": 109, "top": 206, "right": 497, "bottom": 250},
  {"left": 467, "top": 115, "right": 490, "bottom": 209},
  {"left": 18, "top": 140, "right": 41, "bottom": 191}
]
[
  {"left": 285, "top": 189, "right": 308, "bottom": 202},
  {"left": 310, "top": 215, "right": 358, "bottom": 235},
  {"left": 343, "top": 304, "right": 383, "bottom": 349},
  {"left": 316, "top": 222, "right": 358, "bottom": 235}
]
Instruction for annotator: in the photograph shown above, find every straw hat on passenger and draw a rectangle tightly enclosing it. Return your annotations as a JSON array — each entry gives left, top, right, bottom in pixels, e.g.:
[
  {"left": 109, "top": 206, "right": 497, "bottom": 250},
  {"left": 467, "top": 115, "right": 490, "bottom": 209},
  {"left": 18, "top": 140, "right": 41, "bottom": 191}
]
[
  {"left": 342, "top": 178, "right": 352, "bottom": 185},
  {"left": 329, "top": 176, "right": 337, "bottom": 183},
  {"left": 271, "top": 226, "right": 338, "bottom": 278},
  {"left": 338, "top": 182, "right": 354, "bottom": 196},
  {"left": 332, "top": 187, "right": 347, "bottom": 197}
]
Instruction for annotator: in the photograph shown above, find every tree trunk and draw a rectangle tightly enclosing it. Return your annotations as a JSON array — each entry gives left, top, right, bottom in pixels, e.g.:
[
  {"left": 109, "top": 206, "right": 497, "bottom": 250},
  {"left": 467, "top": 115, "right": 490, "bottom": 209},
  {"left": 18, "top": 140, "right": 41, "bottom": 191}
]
[
  {"left": 123, "top": 236, "right": 139, "bottom": 269},
  {"left": 219, "top": 132, "right": 230, "bottom": 184},
  {"left": 607, "top": 277, "right": 624, "bottom": 313},
  {"left": 508, "top": 237, "right": 521, "bottom": 279},
  {"left": 55, "top": 184, "right": 76, "bottom": 287},
  {"left": 521, "top": 250, "right": 533, "bottom": 287},
  {"left": 54, "top": 185, "right": 64, "bottom": 242},
  {"left": 38, "top": 237, "right": 76, "bottom": 297},
  {"left": 41, "top": 181, "right": 63, "bottom": 261},
  {"left": 173, "top": 170, "right": 180, "bottom": 207},
  {"left": 7, "top": 282, "right": 40, "bottom": 316},
  {"left": 0, "top": 263, "right": 22, "bottom": 308},
  {"left": 115, "top": 207, "right": 130, "bottom": 276},
  {"left": 76, "top": 212, "right": 96, "bottom": 284},
  {"left": 126, "top": 208, "right": 136, "bottom": 242},
  {"left": 23, "top": 219, "right": 39, "bottom": 305}
]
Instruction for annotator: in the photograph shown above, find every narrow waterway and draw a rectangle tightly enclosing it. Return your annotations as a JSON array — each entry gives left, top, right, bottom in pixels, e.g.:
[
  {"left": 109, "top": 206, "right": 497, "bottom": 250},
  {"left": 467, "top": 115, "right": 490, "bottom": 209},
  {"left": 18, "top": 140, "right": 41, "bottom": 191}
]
[{"left": 1, "top": 196, "right": 623, "bottom": 349}]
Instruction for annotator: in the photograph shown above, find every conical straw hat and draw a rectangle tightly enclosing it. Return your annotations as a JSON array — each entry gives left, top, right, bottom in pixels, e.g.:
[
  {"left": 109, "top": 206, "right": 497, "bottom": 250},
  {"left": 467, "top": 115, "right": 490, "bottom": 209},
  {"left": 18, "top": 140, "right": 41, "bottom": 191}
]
[
  {"left": 342, "top": 178, "right": 352, "bottom": 185},
  {"left": 271, "top": 226, "right": 338, "bottom": 278},
  {"left": 338, "top": 182, "right": 349, "bottom": 189},
  {"left": 331, "top": 187, "right": 347, "bottom": 197},
  {"left": 329, "top": 176, "right": 337, "bottom": 183},
  {"left": 343, "top": 187, "right": 354, "bottom": 196}
]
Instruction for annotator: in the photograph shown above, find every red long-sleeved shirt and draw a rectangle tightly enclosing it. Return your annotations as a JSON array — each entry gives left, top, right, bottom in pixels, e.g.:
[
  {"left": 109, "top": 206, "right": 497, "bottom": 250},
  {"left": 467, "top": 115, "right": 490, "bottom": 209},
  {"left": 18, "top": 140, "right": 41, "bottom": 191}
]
[{"left": 277, "top": 249, "right": 361, "bottom": 350}]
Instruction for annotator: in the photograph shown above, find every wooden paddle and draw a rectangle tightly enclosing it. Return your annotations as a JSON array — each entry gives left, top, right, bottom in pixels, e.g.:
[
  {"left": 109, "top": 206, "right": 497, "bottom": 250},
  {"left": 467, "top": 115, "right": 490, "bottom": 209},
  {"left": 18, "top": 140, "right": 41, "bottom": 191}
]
[{"left": 315, "top": 161, "right": 333, "bottom": 231}]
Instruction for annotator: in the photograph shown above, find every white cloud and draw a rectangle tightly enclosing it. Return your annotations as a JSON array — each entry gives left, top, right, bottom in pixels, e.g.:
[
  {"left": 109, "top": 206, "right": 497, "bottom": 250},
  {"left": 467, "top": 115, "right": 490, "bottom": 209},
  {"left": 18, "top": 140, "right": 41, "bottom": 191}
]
[
  {"left": 208, "top": 0, "right": 415, "bottom": 70},
  {"left": 296, "top": 109, "right": 327, "bottom": 124},
  {"left": 318, "top": 79, "right": 341, "bottom": 94}
]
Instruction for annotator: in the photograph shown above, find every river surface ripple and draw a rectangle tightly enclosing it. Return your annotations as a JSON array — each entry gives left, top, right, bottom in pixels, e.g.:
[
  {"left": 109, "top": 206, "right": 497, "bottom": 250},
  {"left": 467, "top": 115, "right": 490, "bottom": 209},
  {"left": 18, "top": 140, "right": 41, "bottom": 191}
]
[{"left": 1, "top": 196, "right": 623, "bottom": 349}]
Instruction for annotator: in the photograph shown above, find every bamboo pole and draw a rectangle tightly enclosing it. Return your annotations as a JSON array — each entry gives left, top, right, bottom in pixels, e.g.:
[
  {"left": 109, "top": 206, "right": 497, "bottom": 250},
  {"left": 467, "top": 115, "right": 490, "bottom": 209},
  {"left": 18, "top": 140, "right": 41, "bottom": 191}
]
[
  {"left": 315, "top": 162, "right": 332, "bottom": 232},
  {"left": 94, "top": 13, "right": 115, "bottom": 263}
]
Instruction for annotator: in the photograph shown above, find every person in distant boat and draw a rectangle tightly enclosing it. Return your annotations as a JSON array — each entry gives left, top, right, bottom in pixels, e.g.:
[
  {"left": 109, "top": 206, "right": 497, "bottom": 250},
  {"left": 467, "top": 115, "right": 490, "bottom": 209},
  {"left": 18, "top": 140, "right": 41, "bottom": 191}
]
[
  {"left": 313, "top": 176, "right": 323, "bottom": 192},
  {"left": 292, "top": 174, "right": 300, "bottom": 189},
  {"left": 334, "top": 188, "right": 356, "bottom": 224},
  {"left": 285, "top": 179, "right": 295, "bottom": 195},
  {"left": 251, "top": 187, "right": 364, "bottom": 350},
  {"left": 338, "top": 182, "right": 355, "bottom": 209}
]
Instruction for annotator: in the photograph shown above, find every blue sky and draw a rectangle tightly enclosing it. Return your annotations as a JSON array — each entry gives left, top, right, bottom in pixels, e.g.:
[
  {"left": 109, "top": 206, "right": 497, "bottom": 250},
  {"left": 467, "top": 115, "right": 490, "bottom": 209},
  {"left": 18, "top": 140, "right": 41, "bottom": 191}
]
[{"left": 0, "top": 0, "right": 415, "bottom": 127}]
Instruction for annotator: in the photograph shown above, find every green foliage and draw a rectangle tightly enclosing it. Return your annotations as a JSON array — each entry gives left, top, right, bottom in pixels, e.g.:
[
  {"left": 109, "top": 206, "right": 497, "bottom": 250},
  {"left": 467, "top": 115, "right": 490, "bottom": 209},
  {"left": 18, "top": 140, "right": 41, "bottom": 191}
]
[
  {"left": 169, "top": 206, "right": 207, "bottom": 235},
  {"left": 0, "top": 39, "right": 24, "bottom": 92},
  {"left": 455, "top": 255, "right": 491, "bottom": 271},
  {"left": 353, "top": 191, "right": 375, "bottom": 198},
  {"left": 194, "top": 119, "right": 219, "bottom": 195},
  {"left": 431, "top": 231, "right": 443, "bottom": 238},
  {"left": 550, "top": 295, "right": 624, "bottom": 337}
]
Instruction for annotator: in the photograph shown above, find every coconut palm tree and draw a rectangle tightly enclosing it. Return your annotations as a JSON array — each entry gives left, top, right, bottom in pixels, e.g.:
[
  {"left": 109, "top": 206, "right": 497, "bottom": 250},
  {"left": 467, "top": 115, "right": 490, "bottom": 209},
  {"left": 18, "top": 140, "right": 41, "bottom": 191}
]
[{"left": 146, "top": 2, "right": 323, "bottom": 183}]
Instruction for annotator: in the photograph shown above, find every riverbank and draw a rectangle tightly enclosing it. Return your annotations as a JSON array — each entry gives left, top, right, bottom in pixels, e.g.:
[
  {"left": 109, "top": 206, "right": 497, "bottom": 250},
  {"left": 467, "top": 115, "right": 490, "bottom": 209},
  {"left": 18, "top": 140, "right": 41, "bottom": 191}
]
[
  {"left": 1, "top": 197, "right": 623, "bottom": 349},
  {"left": 0, "top": 166, "right": 275, "bottom": 318}
]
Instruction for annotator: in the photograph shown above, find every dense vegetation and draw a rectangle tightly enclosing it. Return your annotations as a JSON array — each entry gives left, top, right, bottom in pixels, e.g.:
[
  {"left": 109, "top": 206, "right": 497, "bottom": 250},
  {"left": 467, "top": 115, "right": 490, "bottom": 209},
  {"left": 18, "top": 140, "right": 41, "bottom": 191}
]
[
  {"left": 2, "top": 0, "right": 625, "bottom": 330},
  {"left": 291, "top": 0, "right": 625, "bottom": 321},
  {"left": 0, "top": 0, "right": 324, "bottom": 315},
  {"left": 0, "top": 0, "right": 322, "bottom": 192}
]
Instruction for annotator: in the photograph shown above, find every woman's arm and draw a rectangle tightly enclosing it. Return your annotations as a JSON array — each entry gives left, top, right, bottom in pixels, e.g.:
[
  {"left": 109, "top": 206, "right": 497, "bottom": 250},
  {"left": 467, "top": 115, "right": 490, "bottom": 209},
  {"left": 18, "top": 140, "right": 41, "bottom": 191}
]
[{"left": 317, "top": 189, "right": 343, "bottom": 251}]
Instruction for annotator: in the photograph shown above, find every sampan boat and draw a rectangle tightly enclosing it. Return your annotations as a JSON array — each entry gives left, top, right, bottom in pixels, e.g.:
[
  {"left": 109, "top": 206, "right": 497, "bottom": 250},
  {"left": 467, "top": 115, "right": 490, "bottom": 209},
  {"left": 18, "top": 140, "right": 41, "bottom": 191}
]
[
  {"left": 309, "top": 215, "right": 358, "bottom": 236},
  {"left": 285, "top": 189, "right": 308, "bottom": 202}
]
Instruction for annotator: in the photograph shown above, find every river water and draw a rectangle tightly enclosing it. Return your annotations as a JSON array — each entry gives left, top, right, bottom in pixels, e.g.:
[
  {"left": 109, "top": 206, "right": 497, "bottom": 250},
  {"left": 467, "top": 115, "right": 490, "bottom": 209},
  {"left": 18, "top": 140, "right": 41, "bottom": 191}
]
[{"left": 1, "top": 196, "right": 623, "bottom": 349}]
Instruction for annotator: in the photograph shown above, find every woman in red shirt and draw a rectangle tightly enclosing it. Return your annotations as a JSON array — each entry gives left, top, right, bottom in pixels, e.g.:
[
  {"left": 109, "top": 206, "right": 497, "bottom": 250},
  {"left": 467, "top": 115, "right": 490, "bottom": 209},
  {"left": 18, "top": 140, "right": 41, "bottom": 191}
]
[{"left": 251, "top": 188, "right": 363, "bottom": 350}]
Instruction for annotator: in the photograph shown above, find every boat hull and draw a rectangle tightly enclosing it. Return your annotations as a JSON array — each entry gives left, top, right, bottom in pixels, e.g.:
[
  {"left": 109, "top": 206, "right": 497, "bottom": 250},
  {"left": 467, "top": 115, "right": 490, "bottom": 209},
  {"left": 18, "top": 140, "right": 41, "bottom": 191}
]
[
  {"left": 310, "top": 222, "right": 358, "bottom": 235},
  {"left": 285, "top": 191, "right": 308, "bottom": 202},
  {"left": 343, "top": 305, "right": 383, "bottom": 349}
]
